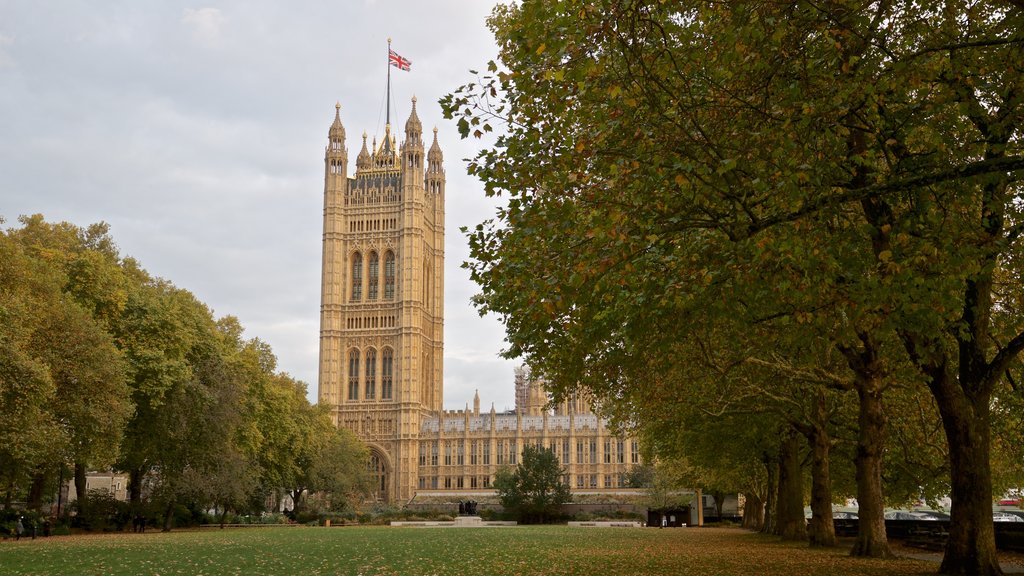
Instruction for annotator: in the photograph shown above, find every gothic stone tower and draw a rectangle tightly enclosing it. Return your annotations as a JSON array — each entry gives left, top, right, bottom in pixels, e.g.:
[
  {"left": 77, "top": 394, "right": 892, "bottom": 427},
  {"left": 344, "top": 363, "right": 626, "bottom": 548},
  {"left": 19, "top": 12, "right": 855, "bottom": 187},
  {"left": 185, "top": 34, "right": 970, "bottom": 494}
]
[{"left": 318, "top": 99, "right": 445, "bottom": 502}]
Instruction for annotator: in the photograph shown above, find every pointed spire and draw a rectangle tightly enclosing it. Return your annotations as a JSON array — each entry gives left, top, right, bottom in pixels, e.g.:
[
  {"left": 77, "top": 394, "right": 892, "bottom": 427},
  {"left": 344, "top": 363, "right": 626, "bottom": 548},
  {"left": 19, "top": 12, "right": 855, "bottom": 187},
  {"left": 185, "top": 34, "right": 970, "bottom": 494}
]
[
  {"left": 329, "top": 102, "right": 345, "bottom": 139},
  {"left": 428, "top": 126, "right": 444, "bottom": 173},
  {"left": 405, "top": 95, "right": 422, "bottom": 141},
  {"left": 357, "top": 132, "right": 370, "bottom": 169}
]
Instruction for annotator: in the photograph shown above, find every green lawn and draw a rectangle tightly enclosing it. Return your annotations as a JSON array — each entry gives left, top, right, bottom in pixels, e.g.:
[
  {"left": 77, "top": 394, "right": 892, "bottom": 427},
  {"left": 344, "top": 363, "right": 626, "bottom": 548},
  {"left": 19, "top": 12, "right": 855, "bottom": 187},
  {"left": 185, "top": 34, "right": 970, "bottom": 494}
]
[{"left": 0, "top": 525, "right": 941, "bottom": 576}]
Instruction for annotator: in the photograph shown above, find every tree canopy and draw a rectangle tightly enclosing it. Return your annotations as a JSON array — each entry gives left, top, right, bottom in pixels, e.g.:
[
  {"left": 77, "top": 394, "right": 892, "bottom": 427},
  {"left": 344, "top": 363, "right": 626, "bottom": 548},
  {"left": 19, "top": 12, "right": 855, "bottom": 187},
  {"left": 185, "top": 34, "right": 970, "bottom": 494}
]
[
  {"left": 0, "top": 215, "right": 368, "bottom": 527},
  {"left": 444, "top": 1, "right": 1023, "bottom": 573},
  {"left": 494, "top": 444, "right": 571, "bottom": 524}
]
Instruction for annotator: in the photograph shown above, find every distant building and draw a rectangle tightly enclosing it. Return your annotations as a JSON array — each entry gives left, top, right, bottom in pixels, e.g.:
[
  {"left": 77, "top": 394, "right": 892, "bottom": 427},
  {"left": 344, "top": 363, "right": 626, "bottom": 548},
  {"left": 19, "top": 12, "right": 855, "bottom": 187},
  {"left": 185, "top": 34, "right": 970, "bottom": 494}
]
[
  {"left": 317, "top": 96, "right": 640, "bottom": 503},
  {"left": 65, "top": 471, "right": 129, "bottom": 503}
]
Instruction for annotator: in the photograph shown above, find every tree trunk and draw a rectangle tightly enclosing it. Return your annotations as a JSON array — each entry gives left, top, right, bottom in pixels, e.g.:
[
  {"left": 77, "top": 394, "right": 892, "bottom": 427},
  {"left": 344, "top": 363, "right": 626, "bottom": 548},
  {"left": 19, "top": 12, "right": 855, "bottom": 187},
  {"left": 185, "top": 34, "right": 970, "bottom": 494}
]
[
  {"left": 711, "top": 489, "right": 725, "bottom": 521},
  {"left": 776, "top": 429, "right": 807, "bottom": 541},
  {"left": 27, "top": 471, "right": 47, "bottom": 511},
  {"left": 761, "top": 455, "right": 778, "bottom": 535},
  {"left": 162, "top": 501, "right": 175, "bottom": 532},
  {"left": 930, "top": 366, "right": 1002, "bottom": 576},
  {"left": 742, "top": 491, "right": 765, "bottom": 531},
  {"left": 128, "top": 468, "right": 144, "bottom": 507},
  {"left": 807, "top": 421, "right": 836, "bottom": 547},
  {"left": 74, "top": 461, "right": 88, "bottom": 517},
  {"left": 849, "top": 382, "right": 892, "bottom": 558}
]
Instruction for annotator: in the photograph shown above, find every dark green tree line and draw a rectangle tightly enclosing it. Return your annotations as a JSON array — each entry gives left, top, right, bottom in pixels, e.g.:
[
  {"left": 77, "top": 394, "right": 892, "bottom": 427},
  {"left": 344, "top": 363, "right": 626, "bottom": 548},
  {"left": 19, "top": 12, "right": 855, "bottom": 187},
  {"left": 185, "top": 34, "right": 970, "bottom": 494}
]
[{"left": 0, "top": 215, "right": 368, "bottom": 528}]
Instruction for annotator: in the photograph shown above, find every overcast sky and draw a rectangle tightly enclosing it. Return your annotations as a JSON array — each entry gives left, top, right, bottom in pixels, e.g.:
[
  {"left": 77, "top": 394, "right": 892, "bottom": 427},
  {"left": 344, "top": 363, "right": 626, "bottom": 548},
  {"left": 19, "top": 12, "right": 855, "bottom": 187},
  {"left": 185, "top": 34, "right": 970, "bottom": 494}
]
[{"left": 0, "top": 1, "right": 521, "bottom": 411}]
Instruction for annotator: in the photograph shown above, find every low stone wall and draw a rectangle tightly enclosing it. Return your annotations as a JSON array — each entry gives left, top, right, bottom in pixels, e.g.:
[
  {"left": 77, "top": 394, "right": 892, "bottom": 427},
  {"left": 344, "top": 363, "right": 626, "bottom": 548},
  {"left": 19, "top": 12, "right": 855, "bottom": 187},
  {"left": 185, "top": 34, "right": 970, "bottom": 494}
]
[
  {"left": 389, "top": 520, "right": 518, "bottom": 527},
  {"left": 567, "top": 521, "right": 642, "bottom": 528}
]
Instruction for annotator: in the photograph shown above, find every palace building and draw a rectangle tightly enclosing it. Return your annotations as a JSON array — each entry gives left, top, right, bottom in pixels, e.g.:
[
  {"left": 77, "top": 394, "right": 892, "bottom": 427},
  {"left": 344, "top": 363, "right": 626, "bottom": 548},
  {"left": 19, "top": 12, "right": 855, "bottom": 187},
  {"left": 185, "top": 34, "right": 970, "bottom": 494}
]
[{"left": 317, "top": 99, "right": 640, "bottom": 504}]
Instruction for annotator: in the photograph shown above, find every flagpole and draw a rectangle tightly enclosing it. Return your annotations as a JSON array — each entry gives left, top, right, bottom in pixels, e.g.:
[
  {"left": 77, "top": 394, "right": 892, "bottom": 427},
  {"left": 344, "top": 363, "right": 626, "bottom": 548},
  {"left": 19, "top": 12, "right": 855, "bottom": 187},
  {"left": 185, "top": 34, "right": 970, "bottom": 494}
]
[{"left": 386, "top": 37, "right": 392, "bottom": 127}]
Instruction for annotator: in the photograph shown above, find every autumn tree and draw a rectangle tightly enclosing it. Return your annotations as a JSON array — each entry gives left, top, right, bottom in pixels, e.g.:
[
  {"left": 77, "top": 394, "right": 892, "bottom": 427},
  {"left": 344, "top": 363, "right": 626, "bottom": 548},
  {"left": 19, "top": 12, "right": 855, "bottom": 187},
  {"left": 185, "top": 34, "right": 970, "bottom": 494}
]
[
  {"left": 444, "top": 1, "right": 1023, "bottom": 572},
  {"left": 0, "top": 229, "right": 62, "bottom": 505},
  {"left": 5, "top": 216, "right": 133, "bottom": 514}
]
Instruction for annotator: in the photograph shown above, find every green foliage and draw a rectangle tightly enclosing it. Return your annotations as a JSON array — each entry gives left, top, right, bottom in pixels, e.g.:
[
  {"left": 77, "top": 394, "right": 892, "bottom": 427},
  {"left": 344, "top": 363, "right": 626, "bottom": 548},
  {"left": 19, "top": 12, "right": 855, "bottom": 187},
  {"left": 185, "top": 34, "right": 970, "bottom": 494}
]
[
  {"left": 0, "top": 215, "right": 372, "bottom": 530},
  {"left": 494, "top": 445, "right": 571, "bottom": 524},
  {"left": 445, "top": 0, "right": 1023, "bottom": 565}
]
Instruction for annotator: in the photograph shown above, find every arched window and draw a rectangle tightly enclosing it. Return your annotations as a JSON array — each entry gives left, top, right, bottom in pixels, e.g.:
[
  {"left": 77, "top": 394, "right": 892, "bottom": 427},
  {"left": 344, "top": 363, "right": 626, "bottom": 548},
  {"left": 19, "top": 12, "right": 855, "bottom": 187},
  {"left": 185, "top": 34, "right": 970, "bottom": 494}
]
[
  {"left": 368, "top": 252, "right": 379, "bottom": 300},
  {"left": 351, "top": 252, "right": 363, "bottom": 301},
  {"left": 423, "top": 259, "right": 431, "bottom": 306},
  {"left": 382, "top": 348, "right": 394, "bottom": 400},
  {"left": 365, "top": 348, "right": 377, "bottom": 400},
  {"left": 369, "top": 452, "right": 387, "bottom": 499},
  {"left": 384, "top": 251, "right": 396, "bottom": 300},
  {"left": 348, "top": 349, "right": 360, "bottom": 400}
]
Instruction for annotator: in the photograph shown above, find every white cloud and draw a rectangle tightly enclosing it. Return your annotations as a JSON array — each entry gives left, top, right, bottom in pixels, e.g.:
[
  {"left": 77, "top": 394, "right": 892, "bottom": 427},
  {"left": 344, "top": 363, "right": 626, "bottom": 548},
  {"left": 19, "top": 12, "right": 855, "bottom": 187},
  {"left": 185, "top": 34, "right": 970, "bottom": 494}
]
[{"left": 181, "top": 7, "right": 225, "bottom": 47}]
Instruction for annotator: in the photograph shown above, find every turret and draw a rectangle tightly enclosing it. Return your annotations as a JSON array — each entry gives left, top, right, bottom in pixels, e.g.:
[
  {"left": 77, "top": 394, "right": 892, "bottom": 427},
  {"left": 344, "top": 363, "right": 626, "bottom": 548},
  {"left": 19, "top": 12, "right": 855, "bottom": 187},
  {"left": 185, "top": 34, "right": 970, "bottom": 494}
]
[
  {"left": 356, "top": 132, "right": 371, "bottom": 171},
  {"left": 402, "top": 97, "right": 425, "bottom": 189},
  {"left": 427, "top": 127, "right": 444, "bottom": 179},
  {"left": 325, "top": 103, "right": 348, "bottom": 184},
  {"left": 425, "top": 126, "right": 445, "bottom": 210}
]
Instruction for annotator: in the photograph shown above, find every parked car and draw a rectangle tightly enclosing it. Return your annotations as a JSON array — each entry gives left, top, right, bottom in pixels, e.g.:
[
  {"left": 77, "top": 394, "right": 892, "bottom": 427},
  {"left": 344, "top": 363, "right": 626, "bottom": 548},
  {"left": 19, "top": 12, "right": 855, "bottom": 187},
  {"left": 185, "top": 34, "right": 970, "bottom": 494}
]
[
  {"left": 885, "top": 511, "right": 942, "bottom": 521},
  {"left": 993, "top": 512, "right": 1024, "bottom": 522},
  {"left": 832, "top": 511, "right": 859, "bottom": 520}
]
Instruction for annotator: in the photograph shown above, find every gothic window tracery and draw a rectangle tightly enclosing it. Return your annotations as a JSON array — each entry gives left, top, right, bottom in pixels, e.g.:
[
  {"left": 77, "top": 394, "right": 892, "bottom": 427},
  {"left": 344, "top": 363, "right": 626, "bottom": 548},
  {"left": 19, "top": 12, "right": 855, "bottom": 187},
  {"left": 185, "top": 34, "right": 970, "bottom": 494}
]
[
  {"left": 368, "top": 252, "right": 379, "bottom": 300},
  {"left": 348, "top": 349, "right": 360, "bottom": 400},
  {"left": 384, "top": 251, "right": 395, "bottom": 300},
  {"left": 365, "top": 348, "right": 377, "bottom": 400},
  {"left": 382, "top": 348, "right": 393, "bottom": 400},
  {"left": 351, "top": 252, "right": 363, "bottom": 301}
]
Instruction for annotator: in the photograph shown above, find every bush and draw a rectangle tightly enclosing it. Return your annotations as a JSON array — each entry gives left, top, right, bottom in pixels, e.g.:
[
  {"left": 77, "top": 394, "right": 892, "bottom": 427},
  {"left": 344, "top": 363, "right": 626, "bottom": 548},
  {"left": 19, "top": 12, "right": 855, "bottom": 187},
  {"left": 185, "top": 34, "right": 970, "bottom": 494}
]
[{"left": 71, "top": 490, "right": 131, "bottom": 532}]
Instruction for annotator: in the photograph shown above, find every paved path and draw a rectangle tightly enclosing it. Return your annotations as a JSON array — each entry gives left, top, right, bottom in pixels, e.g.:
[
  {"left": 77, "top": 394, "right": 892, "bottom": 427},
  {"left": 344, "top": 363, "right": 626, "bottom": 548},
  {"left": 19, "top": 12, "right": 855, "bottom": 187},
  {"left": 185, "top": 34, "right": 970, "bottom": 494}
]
[{"left": 897, "top": 551, "right": 1024, "bottom": 574}]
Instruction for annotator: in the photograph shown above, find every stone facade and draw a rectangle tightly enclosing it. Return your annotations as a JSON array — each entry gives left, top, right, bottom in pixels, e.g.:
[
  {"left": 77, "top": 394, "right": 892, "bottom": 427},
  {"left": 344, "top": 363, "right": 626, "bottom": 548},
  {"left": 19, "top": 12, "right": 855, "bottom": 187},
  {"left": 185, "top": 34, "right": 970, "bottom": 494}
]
[{"left": 318, "top": 101, "right": 639, "bottom": 503}]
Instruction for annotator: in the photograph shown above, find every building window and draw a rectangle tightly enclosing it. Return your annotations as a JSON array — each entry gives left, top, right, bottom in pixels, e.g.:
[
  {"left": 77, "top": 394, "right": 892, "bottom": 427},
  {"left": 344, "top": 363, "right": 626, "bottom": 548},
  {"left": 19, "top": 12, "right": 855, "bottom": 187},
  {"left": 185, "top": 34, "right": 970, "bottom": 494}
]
[
  {"left": 347, "top": 349, "right": 359, "bottom": 400},
  {"left": 444, "top": 477, "right": 452, "bottom": 489},
  {"left": 457, "top": 441, "right": 465, "bottom": 465},
  {"left": 431, "top": 476, "right": 438, "bottom": 489},
  {"left": 456, "top": 476, "right": 464, "bottom": 489},
  {"left": 562, "top": 440, "right": 570, "bottom": 464},
  {"left": 368, "top": 252, "right": 379, "bottom": 300},
  {"left": 483, "top": 442, "right": 491, "bottom": 465},
  {"left": 576, "top": 441, "right": 584, "bottom": 464},
  {"left": 351, "top": 252, "right": 363, "bottom": 301},
  {"left": 419, "top": 477, "right": 426, "bottom": 489},
  {"left": 631, "top": 441, "right": 639, "bottom": 464},
  {"left": 483, "top": 476, "right": 491, "bottom": 489},
  {"left": 364, "top": 348, "right": 376, "bottom": 400},
  {"left": 384, "top": 251, "right": 396, "bottom": 300},
  {"left": 470, "top": 476, "right": 478, "bottom": 489},
  {"left": 605, "top": 475, "right": 614, "bottom": 488},
  {"left": 419, "top": 443, "right": 427, "bottom": 466},
  {"left": 509, "top": 441, "right": 517, "bottom": 465},
  {"left": 431, "top": 442, "right": 438, "bottom": 466},
  {"left": 470, "top": 441, "right": 478, "bottom": 465},
  {"left": 590, "top": 474, "right": 598, "bottom": 488},
  {"left": 590, "top": 440, "right": 598, "bottom": 464},
  {"left": 604, "top": 440, "right": 612, "bottom": 464},
  {"left": 576, "top": 475, "right": 585, "bottom": 489},
  {"left": 381, "top": 348, "right": 393, "bottom": 400},
  {"left": 444, "top": 442, "right": 452, "bottom": 466},
  {"left": 497, "top": 441, "right": 505, "bottom": 465},
  {"left": 617, "top": 440, "right": 625, "bottom": 464}
]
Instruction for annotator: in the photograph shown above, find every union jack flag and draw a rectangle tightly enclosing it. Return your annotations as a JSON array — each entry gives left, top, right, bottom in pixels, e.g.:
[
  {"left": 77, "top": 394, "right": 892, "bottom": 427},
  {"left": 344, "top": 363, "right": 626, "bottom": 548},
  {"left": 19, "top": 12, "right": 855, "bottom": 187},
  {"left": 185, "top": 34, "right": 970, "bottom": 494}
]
[{"left": 389, "top": 49, "right": 411, "bottom": 71}]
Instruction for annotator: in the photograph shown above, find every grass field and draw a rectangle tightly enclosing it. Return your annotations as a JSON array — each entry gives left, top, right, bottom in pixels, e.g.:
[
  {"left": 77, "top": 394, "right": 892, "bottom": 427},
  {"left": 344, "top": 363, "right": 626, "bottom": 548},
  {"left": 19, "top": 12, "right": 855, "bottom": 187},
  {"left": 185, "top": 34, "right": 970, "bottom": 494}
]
[{"left": 0, "top": 525, "right": 947, "bottom": 576}]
